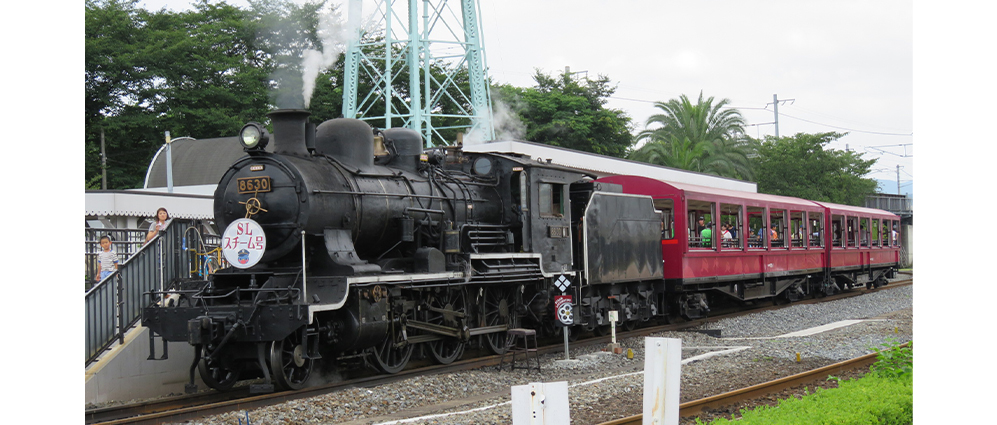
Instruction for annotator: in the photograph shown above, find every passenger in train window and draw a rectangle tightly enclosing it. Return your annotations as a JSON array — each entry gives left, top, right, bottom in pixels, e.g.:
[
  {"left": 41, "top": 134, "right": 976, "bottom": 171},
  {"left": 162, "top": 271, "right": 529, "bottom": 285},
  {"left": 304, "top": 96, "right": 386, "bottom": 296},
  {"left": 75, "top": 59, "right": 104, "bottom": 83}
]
[
  {"left": 696, "top": 217, "right": 706, "bottom": 233},
  {"left": 721, "top": 224, "right": 732, "bottom": 247},
  {"left": 701, "top": 223, "right": 712, "bottom": 247}
]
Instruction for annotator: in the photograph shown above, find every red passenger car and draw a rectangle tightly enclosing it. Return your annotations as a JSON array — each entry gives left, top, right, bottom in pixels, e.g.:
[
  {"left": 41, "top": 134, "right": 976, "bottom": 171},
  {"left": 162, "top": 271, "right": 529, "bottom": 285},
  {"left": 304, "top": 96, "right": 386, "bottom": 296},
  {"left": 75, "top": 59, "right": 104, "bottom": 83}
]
[
  {"left": 814, "top": 201, "right": 901, "bottom": 289},
  {"left": 595, "top": 175, "right": 899, "bottom": 318}
]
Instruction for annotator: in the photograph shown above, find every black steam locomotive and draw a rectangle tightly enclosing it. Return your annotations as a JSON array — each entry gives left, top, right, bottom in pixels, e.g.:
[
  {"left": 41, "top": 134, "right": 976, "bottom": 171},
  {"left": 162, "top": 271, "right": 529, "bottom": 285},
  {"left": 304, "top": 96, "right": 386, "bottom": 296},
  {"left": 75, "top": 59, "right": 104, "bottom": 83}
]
[{"left": 142, "top": 109, "right": 664, "bottom": 393}]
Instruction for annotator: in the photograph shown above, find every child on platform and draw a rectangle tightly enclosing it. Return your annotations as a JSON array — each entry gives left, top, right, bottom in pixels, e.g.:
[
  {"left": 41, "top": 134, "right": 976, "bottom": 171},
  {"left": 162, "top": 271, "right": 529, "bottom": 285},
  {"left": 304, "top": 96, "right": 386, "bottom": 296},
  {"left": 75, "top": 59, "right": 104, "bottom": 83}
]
[{"left": 96, "top": 235, "right": 119, "bottom": 282}]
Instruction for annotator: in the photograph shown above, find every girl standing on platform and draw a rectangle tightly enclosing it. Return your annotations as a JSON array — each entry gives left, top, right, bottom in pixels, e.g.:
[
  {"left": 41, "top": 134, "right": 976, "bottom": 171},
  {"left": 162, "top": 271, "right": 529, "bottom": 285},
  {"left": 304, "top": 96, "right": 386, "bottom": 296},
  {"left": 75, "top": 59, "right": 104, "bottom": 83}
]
[{"left": 144, "top": 207, "right": 170, "bottom": 245}]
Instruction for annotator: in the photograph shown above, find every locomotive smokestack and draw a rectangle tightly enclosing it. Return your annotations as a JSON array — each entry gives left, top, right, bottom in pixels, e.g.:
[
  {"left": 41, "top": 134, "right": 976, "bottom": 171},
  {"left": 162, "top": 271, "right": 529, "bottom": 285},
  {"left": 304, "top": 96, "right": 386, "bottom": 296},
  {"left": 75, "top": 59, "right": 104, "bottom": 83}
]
[{"left": 268, "top": 109, "right": 311, "bottom": 157}]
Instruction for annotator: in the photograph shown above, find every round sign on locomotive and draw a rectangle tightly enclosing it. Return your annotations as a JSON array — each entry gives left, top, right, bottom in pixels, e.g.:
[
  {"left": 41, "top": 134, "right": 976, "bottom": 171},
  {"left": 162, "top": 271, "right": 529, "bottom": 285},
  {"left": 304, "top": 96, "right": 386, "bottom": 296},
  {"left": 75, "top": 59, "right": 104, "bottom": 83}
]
[{"left": 221, "top": 218, "right": 266, "bottom": 269}]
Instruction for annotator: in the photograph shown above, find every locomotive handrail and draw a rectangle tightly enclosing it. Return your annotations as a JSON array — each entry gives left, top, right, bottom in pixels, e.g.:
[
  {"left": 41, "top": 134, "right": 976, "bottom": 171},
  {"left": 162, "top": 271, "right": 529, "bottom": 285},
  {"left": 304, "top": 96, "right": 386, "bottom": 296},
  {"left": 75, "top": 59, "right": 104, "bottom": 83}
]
[{"left": 85, "top": 219, "right": 197, "bottom": 366}]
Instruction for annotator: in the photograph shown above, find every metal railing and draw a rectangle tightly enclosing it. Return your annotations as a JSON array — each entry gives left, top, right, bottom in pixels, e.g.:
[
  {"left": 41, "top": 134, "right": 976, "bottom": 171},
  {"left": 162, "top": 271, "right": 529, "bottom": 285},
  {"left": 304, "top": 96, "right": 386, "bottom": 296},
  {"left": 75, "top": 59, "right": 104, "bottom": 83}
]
[
  {"left": 84, "top": 219, "right": 199, "bottom": 366},
  {"left": 84, "top": 228, "right": 147, "bottom": 291},
  {"left": 865, "top": 194, "right": 913, "bottom": 216}
]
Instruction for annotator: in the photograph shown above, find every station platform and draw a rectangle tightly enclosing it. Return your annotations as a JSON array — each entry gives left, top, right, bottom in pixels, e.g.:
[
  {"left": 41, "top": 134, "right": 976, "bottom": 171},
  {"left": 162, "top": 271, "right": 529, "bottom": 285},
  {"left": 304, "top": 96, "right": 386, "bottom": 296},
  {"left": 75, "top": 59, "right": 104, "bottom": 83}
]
[{"left": 85, "top": 326, "right": 203, "bottom": 405}]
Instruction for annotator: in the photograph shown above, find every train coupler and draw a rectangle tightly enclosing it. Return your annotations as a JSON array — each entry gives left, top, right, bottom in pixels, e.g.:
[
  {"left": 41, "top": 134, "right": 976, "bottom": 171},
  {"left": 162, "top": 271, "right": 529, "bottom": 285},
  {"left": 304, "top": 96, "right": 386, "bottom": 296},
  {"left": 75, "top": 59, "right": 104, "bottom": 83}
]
[{"left": 146, "top": 329, "right": 169, "bottom": 361}]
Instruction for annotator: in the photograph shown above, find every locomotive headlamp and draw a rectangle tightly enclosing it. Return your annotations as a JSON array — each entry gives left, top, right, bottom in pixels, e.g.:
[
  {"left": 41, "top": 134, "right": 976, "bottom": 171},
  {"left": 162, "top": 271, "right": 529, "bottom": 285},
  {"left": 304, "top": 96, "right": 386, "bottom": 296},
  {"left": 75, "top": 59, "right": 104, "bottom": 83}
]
[{"left": 240, "top": 123, "right": 269, "bottom": 151}]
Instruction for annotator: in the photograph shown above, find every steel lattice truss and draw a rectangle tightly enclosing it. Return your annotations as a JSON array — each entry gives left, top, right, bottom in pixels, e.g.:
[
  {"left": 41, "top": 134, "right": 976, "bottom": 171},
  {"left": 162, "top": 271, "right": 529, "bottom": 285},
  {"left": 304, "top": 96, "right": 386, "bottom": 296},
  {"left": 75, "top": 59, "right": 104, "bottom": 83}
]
[{"left": 342, "top": 0, "right": 494, "bottom": 146}]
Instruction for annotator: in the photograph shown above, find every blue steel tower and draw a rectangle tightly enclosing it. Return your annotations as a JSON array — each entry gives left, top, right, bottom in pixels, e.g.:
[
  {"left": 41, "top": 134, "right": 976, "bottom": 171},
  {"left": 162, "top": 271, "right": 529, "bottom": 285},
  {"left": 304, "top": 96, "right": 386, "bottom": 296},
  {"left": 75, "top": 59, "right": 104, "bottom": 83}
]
[{"left": 342, "top": 0, "right": 495, "bottom": 146}]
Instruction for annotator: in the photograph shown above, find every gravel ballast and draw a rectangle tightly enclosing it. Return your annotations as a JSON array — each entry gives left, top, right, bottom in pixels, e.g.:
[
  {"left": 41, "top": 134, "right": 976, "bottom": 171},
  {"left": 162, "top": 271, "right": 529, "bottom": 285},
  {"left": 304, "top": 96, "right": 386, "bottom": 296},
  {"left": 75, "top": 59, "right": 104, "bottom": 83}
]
[{"left": 167, "top": 283, "right": 913, "bottom": 425}]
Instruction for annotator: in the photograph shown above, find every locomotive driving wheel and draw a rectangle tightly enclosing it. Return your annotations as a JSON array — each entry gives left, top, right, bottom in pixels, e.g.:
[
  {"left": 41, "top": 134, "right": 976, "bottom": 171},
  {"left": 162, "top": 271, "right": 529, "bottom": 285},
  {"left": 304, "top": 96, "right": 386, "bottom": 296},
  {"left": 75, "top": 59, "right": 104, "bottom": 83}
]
[
  {"left": 481, "top": 285, "right": 517, "bottom": 355},
  {"left": 197, "top": 345, "right": 242, "bottom": 391},
  {"left": 372, "top": 304, "right": 414, "bottom": 374},
  {"left": 270, "top": 327, "right": 314, "bottom": 390},
  {"left": 426, "top": 288, "right": 468, "bottom": 365}
]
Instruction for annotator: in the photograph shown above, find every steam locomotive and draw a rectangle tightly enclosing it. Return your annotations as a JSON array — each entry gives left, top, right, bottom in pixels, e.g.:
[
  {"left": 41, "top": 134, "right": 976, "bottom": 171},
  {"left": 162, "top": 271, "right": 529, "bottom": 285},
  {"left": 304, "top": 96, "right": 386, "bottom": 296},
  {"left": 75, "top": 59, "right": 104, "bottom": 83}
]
[
  {"left": 142, "top": 109, "right": 664, "bottom": 393},
  {"left": 142, "top": 109, "right": 900, "bottom": 393}
]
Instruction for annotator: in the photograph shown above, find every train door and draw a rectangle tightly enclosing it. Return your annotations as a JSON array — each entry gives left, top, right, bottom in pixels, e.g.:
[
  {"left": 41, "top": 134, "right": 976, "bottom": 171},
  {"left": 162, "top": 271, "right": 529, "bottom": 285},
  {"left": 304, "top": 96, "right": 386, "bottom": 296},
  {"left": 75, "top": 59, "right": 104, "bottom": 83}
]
[
  {"left": 831, "top": 214, "right": 845, "bottom": 247},
  {"left": 872, "top": 218, "right": 882, "bottom": 247},
  {"left": 747, "top": 206, "right": 765, "bottom": 249},
  {"left": 859, "top": 218, "right": 871, "bottom": 247},
  {"left": 789, "top": 210, "right": 806, "bottom": 248},
  {"left": 769, "top": 209, "right": 786, "bottom": 249},
  {"left": 654, "top": 198, "right": 678, "bottom": 275},
  {"left": 654, "top": 198, "right": 676, "bottom": 240},
  {"left": 846, "top": 216, "right": 858, "bottom": 247},
  {"left": 529, "top": 167, "right": 585, "bottom": 274},
  {"left": 510, "top": 168, "right": 529, "bottom": 251},
  {"left": 809, "top": 212, "right": 824, "bottom": 248}
]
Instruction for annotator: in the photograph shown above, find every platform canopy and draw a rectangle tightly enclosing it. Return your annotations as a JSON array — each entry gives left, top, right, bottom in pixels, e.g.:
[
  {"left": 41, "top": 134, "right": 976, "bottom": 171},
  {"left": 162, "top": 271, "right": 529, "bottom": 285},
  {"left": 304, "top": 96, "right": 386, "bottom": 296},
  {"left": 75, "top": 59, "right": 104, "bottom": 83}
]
[
  {"left": 144, "top": 136, "right": 270, "bottom": 189},
  {"left": 463, "top": 140, "right": 757, "bottom": 193}
]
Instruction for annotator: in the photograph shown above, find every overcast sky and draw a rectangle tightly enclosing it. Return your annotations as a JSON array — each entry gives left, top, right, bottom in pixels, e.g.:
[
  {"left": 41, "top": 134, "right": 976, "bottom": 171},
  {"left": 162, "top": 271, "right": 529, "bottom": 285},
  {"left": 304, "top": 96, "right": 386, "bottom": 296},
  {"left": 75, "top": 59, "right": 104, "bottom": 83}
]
[{"left": 134, "top": 0, "right": 919, "bottom": 187}]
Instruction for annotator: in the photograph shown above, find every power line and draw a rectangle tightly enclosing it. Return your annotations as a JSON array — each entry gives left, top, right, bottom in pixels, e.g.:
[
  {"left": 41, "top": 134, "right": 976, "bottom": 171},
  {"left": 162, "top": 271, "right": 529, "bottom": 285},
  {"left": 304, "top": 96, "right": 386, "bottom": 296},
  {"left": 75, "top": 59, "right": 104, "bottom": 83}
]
[
  {"left": 610, "top": 94, "right": 913, "bottom": 137},
  {"left": 777, "top": 112, "right": 912, "bottom": 136},
  {"left": 610, "top": 95, "right": 769, "bottom": 110}
]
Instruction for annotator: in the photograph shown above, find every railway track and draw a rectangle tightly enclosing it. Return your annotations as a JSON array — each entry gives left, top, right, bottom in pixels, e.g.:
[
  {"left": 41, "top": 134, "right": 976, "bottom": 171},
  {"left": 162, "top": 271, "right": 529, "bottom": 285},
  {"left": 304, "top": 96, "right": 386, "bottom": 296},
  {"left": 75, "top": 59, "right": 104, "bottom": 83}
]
[
  {"left": 87, "top": 279, "right": 911, "bottom": 425},
  {"left": 597, "top": 343, "right": 910, "bottom": 425}
]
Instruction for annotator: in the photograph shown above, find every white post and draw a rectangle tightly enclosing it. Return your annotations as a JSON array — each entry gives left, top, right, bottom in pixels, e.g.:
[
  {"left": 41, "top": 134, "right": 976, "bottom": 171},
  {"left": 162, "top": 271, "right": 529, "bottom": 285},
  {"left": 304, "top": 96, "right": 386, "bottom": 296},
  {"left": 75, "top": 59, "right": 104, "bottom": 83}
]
[
  {"left": 562, "top": 327, "right": 570, "bottom": 360},
  {"left": 643, "top": 337, "right": 681, "bottom": 425},
  {"left": 511, "top": 381, "right": 570, "bottom": 425},
  {"left": 609, "top": 310, "right": 618, "bottom": 344},
  {"left": 165, "top": 131, "right": 174, "bottom": 193}
]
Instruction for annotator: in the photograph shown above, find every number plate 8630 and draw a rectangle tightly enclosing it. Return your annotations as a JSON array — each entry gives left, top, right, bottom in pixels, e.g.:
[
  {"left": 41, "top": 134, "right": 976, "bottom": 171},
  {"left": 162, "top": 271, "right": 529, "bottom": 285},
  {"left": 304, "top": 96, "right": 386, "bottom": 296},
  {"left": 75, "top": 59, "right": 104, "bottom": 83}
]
[{"left": 237, "top": 176, "right": 271, "bottom": 194}]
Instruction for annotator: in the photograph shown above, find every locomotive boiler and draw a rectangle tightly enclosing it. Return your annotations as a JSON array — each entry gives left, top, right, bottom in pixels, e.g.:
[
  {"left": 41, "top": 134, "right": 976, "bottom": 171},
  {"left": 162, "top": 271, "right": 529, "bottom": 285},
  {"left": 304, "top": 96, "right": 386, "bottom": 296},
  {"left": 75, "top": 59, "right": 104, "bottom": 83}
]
[{"left": 142, "top": 109, "right": 665, "bottom": 393}]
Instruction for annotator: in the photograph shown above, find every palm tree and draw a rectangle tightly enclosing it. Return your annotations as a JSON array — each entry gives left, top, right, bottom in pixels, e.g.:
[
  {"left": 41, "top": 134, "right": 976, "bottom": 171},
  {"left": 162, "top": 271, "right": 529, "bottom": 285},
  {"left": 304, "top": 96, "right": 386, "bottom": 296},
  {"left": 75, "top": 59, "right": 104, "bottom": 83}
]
[
  {"left": 629, "top": 136, "right": 706, "bottom": 171},
  {"left": 628, "top": 91, "right": 754, "bottom": 180}
]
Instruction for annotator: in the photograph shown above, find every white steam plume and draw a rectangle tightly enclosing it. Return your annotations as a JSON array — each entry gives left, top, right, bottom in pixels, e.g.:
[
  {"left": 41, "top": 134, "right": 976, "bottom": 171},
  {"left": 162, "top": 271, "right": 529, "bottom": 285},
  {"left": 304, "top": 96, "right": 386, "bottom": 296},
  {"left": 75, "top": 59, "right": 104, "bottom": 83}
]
[
  {"left": 464, "top": 99, "right": 526, "bottom": 144},
  {"left": 301, "top": 6, "right": 354, "bottom": 109}
]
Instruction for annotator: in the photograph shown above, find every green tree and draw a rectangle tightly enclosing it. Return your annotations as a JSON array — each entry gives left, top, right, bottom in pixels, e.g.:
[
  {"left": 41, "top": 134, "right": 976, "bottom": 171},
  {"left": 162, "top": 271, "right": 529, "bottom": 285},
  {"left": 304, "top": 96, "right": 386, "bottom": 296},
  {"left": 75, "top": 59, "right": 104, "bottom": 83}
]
[
  {"left": 751, "top": 132, "right": 878, "bottom": 206},
  {"left": 86, "top": 0, "right": 159, "bottom": 189},
  {"left": 85, "top": 0, "right": 329, "bottom": 189},
  {"left": 629, "top": 91, "right": 754, "bottom": 180},
  {"left": 491, "top": 69, "right": 634, "bottom": 157}
]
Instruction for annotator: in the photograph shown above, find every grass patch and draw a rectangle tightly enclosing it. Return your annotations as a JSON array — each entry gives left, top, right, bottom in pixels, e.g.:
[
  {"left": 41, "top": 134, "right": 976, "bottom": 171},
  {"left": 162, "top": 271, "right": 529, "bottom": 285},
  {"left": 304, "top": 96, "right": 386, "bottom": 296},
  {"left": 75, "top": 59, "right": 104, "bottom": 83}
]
[{"left": 696, "top": 340, "right": 913, "bottom": 425}]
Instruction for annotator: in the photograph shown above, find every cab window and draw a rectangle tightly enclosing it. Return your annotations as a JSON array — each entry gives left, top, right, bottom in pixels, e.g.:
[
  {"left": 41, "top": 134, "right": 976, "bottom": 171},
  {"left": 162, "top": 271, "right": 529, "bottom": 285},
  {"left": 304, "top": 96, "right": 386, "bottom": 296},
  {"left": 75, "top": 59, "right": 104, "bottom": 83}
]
[{"left": 539, "top": 183, "right": 564, "bottom": 217}]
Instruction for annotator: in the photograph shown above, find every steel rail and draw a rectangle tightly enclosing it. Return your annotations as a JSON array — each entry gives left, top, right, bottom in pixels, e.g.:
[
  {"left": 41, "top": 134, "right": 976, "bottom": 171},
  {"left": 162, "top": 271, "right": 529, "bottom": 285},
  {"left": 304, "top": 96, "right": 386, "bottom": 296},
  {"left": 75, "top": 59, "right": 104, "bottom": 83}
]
[{"left": 597, "top": 343, "right": 910, "bottom": 425}]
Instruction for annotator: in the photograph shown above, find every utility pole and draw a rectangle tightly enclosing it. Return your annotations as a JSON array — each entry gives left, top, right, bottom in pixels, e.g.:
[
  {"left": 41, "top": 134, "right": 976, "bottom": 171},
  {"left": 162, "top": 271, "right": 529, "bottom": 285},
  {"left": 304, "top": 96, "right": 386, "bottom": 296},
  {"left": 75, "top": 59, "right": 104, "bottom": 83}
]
[
  {"left": 896, "top": 165, "right": 901, "bottom": 196},
  {"left": 773, "top": 94, "right": 779, "bottom": 138},
  {"left": 165, "top": 131, "right": 173, "bottom": 194},
  {"left": 767, "top": 94, "right": 794, "bottom": 138},
  {"left": 100, "top": 129, "right": 107, "bottom": 190}
]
